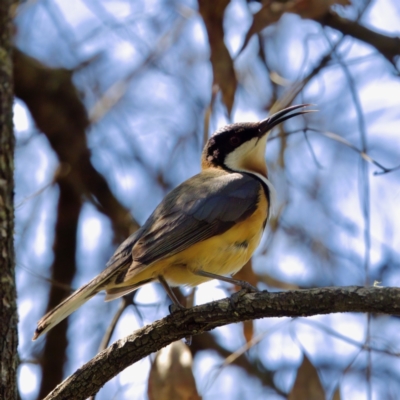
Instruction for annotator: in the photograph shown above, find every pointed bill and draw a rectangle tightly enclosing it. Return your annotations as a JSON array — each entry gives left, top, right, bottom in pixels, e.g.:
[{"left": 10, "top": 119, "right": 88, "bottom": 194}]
[{"left": 258, "top": 104, "right": 315, "bottom": 135}]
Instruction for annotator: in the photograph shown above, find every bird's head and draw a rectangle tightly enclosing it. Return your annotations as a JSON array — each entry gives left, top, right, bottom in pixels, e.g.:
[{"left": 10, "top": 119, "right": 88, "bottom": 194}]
[{"left": 202, "top": 104, "right": 313, "bottom": 178}]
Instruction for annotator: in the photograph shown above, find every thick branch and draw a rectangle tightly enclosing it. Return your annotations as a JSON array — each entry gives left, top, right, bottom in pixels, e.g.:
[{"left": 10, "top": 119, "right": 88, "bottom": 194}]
[
  {"left": 0, "top": 1, "right": 18, "bottom": 398},
  {"left": 44, "top": 286, "right": 400, "bottom": 400}
]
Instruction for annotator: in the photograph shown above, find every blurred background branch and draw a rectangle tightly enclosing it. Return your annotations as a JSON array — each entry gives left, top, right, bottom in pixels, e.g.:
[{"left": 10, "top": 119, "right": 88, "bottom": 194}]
[
  {"left": 13, "top": 49, "right": 139, "bottom": 240},
  {"left": 10, "top": 0, "right": 400, "bottom": 399}
]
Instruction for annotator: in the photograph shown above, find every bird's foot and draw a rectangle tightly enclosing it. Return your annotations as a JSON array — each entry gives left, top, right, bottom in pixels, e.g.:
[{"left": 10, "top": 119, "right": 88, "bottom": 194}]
[
  {"left": 229, "top": 283, "right": 259, "bottom": 309},
  {"left": 167, "top": 304, "right": 191, "bottom": 345},
  {"left": 229, "top": 288, "right": 248, "bottom": 307},
  {"left": 235, "top": 280, "right": 259, "bottom": 293}
]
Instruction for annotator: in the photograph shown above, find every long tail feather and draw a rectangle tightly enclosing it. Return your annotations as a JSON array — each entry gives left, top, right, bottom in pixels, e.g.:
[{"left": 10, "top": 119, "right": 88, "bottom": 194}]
[
  {"left": 33, "top": 278, "right": 102, "bottom": 341},
  {"left": 104, "top": 278, "right": 154, "bottom": 302},
  {"left": 33, "top": 230, "right": 140, "bottom": 340}
]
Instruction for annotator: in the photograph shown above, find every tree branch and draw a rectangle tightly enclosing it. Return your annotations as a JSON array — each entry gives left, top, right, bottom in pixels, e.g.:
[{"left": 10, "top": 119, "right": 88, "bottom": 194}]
[
  {"left": 44, "top": 286, "right": 400, "bottom": 400},
  {"left": 13, "top": 47, "right": 139, "bottom": 395},
  {"left": 0, "top": 1, "right": 18, "bottom": 398},
  {"left": 13, "top": 48, "right": 139, "bottom": 240},
  {"left": 248, "top": 2, "right": 400, "bottom": 66},
  {"left": 38, "top": 176, "right": 82, "bottom": 399},
  {"left": 322, "top": 11, "right": 400, "bottom": 65}
]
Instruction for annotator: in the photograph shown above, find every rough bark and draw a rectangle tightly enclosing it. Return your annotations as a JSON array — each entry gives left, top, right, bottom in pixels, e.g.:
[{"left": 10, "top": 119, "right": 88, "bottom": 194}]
[
  {"left": 0, "top": 1, "right": 18, "bottom": 399},
  {"left": 44, "top": 286, "right": 400, "bottom": 400}
]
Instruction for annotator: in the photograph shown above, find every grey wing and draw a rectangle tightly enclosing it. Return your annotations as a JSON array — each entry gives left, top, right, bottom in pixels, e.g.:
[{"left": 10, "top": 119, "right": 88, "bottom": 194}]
[
  {"left": 102, "top": 229, "right": 143, "bottom": 284},
  {"left": 131, "top": 172, "right": 263, "bottom": 266},
  {"left": 104, "top": 172, "right": 263, "bottom": 285}
]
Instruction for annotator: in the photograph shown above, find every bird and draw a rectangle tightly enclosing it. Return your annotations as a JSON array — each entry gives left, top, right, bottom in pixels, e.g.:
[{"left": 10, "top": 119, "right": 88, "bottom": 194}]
[{"left": 33, "top": 104, "right": 312, "bottom": 341}]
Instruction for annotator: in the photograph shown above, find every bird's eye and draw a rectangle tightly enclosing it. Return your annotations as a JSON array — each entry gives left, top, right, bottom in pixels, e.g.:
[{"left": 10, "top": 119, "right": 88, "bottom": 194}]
[{"left": 230, "top": 136, "right": 240, "bottom": 147}]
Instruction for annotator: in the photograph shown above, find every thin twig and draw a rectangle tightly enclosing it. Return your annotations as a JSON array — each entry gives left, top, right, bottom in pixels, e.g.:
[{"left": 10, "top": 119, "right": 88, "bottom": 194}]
[
  {"left": 298, "top": 319, "right": 400, "bottom": 358},
  {"left": 269, "top": 127, "right": 398, "bottom": 175},
  {"left": 202, "top": 319, "right": 290, "bottom": 395}
]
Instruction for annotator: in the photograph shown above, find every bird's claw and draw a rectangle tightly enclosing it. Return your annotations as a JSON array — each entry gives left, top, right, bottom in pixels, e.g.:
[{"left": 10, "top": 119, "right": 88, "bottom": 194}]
[
  {"left": 237, "top": 280, "right": 258, "bottom": 293},
  {"left": 229, "top": 288, "right": 250, "bottom": 309},
  {"left": 229, "top": 283, "right": 259, "bottom": 309}
]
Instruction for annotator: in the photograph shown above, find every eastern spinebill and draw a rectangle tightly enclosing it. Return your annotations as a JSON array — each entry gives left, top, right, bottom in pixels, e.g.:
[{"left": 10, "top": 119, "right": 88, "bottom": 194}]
[{"left": 33, "top": 104, "right": 312, "bottom": 340}]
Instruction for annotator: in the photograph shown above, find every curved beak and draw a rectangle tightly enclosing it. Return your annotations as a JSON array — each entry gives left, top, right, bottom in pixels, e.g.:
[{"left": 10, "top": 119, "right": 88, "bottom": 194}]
[{"left": 258, "top": 104, "right": 314, "bottom": 135}]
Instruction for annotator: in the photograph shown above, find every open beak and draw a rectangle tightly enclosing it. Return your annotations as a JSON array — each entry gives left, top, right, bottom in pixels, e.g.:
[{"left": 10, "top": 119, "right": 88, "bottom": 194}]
[{"left": 258, "top": 104, "right": 314, "bottom": 135}]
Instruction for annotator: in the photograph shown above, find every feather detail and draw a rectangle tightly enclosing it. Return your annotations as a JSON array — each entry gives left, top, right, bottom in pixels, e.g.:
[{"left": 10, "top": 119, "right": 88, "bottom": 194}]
[{"left": 33, "top": 279, "right": 100, "bottom": 341}]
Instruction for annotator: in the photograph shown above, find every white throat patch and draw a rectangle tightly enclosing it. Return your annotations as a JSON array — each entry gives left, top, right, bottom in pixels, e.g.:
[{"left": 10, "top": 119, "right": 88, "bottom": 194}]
[
  {"left": 224, "top": 136, "right": 266, "bottom": 173},
  {"left": 224, "top": 135, "right": 276, "bottom": 216}
]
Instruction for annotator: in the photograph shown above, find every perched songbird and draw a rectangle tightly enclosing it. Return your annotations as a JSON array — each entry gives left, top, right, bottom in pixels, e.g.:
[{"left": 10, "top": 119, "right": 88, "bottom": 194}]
[{"left": 33, "top": 104, "right": 312, "bottom": 340}]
